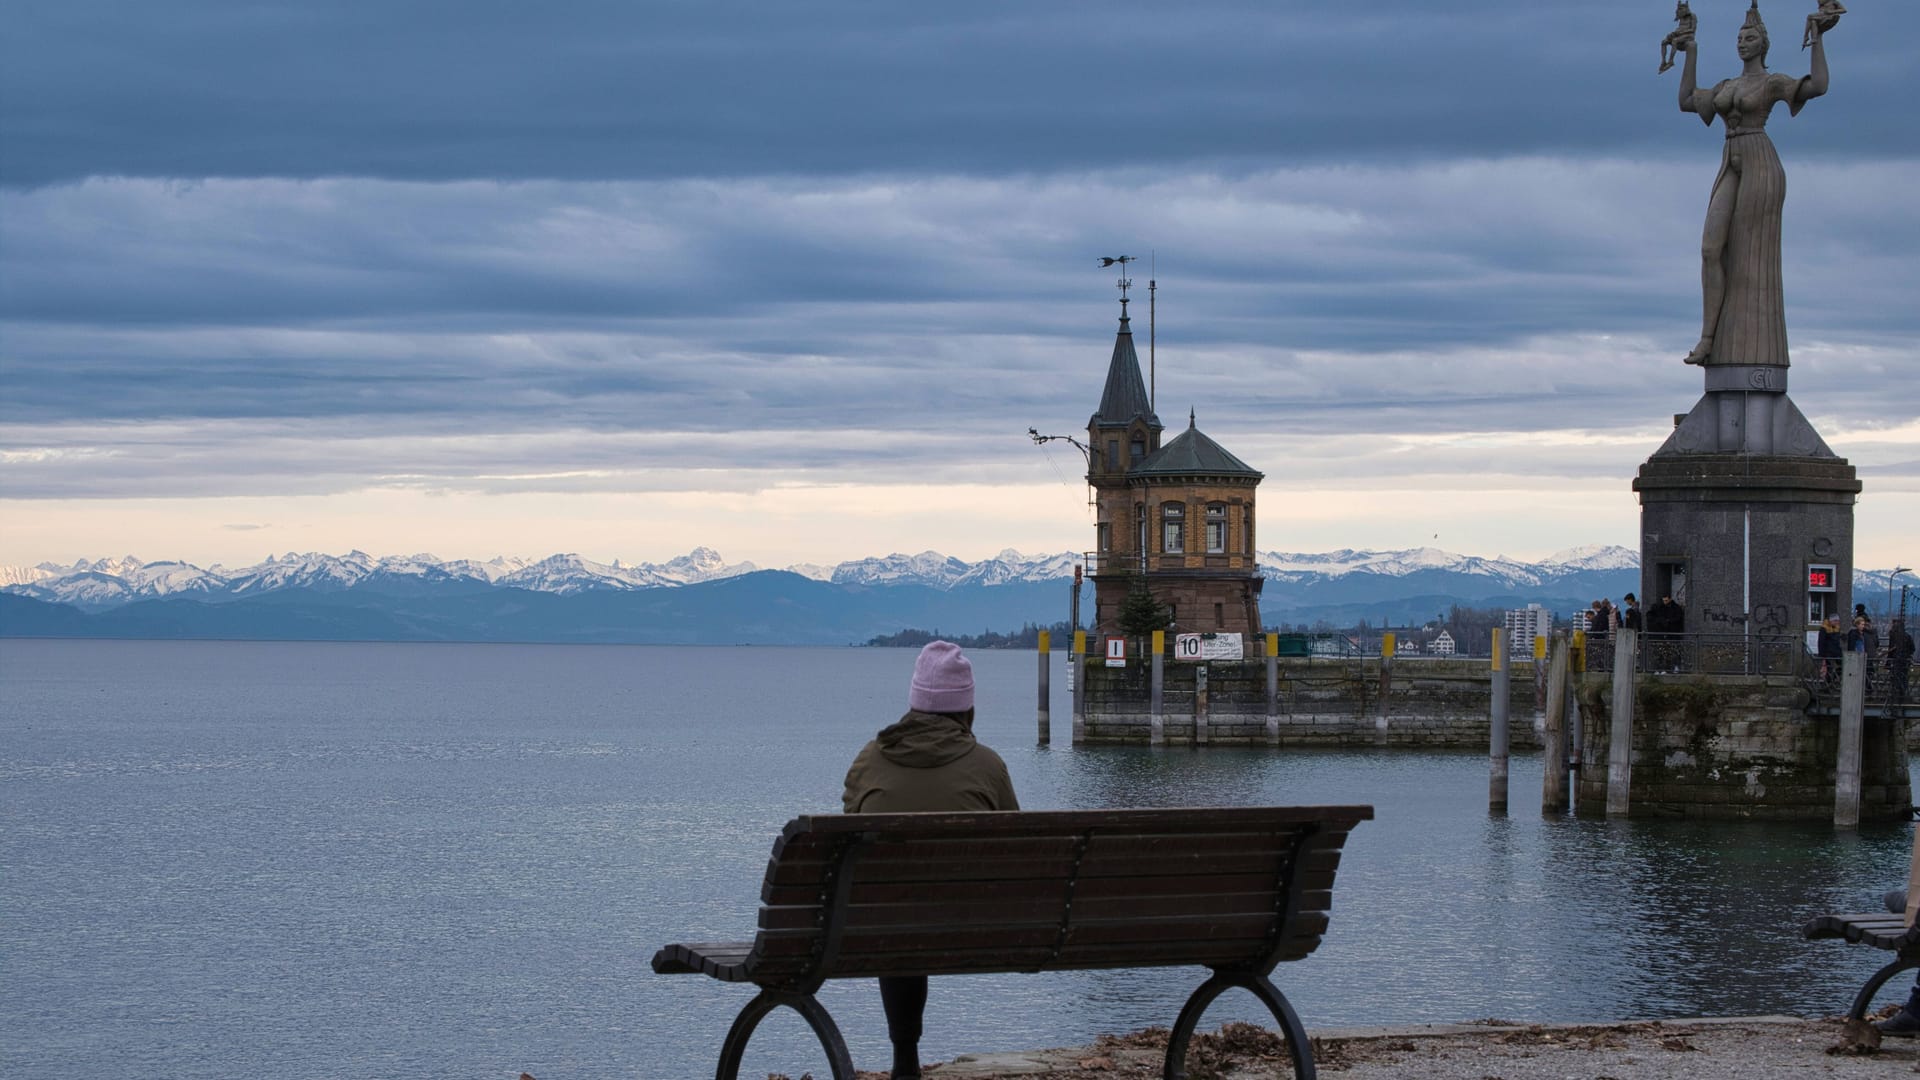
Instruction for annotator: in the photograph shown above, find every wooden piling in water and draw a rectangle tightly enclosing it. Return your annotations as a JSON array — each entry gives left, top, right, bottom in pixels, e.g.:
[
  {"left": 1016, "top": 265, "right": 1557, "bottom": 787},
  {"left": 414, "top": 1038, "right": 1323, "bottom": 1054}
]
[
  {"left": 1195, "top": 663, "right": 1210, "bottom": 746},
  {"left": 1533, "top": 634, "right": 1548, "bottom": 737},
  {"left": 1377, "top": 632, "right": 1395, "bottom": 746},
  {"left": 1036, "top": 630, "right": 1051, "bottom": 745},
  {"left": 1149, "top": 630, "right": 1165, "bottom": 747},
  {"left": 1606, "top": 628, "right": 1638, "bottom": 818},
  {"left": 1490, "top": 627, "right": 1509, "bottom": 812},
  {"left": 1836, "top": 649, "right": 1866, "bottom": 828},
  {"left": 1542, "top": 632, "right": 1570, "bottom": 814},
  {"left": 1072, "top": 630, "right": 1086, "bottom": 744},
  {"left": 1569, "top": 630, "right": 1586, "bottom": 781},
  {"left": 1264, "top": 632, "right": 1279, "bottom": 746}
]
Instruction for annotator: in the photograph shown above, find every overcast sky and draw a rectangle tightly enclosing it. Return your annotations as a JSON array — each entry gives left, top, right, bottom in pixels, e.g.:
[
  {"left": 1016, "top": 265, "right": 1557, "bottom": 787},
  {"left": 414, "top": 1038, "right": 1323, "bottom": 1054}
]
[{"left": 2, "top": 0, "right": 1915, "bottom": 570}]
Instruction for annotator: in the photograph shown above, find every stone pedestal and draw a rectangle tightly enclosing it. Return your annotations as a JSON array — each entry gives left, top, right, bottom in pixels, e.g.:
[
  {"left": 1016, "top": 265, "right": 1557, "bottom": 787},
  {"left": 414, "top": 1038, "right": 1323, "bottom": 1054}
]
[{"left": 1635, "top": 380, "right": 1860, "bottom": 637}]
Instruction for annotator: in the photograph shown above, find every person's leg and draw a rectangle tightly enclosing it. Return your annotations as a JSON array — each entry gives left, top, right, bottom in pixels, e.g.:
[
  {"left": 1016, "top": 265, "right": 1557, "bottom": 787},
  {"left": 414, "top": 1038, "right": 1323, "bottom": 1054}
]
[{"left": 878, "top": 975, "right": 928, "bottom": 1077}]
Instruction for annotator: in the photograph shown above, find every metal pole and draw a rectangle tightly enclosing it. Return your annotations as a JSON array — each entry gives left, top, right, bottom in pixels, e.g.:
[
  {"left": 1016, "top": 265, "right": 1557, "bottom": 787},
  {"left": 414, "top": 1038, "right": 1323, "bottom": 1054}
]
[
  {"left": 1606, "top": 628, "right": 1639, "bottom": 818},
  {"left": 1037, "top": 630, "right": 1051, "bottom": 745},
  {"left": 1836, "top": 649, "right": 1866, "bottom": 828},
  {"left": 1490, "top": 627, "right": 1509, "bottom": 812}
]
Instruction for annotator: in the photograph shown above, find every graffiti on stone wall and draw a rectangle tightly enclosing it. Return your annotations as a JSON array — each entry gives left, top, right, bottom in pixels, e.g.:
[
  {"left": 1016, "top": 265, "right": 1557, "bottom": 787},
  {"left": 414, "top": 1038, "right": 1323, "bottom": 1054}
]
[{"left": 1701, "top": 605, "right": 1791, "bottom": 630}]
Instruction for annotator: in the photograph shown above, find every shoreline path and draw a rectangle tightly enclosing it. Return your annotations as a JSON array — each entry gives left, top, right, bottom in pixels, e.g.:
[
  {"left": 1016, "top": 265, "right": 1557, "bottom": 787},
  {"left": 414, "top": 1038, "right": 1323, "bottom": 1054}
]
[{"left": 825, "top": 1015, "right": 1911, "bottom": 1079}]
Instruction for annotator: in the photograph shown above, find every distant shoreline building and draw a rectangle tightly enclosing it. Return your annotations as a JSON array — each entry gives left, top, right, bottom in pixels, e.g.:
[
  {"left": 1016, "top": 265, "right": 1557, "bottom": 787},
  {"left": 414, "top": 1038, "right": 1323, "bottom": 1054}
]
[
  {"left": 1504, "top": 603, "right": 1552, "bottom": 656},
  {"left": 1081, "top": 290, "right": 1265, "bottom": 640}
]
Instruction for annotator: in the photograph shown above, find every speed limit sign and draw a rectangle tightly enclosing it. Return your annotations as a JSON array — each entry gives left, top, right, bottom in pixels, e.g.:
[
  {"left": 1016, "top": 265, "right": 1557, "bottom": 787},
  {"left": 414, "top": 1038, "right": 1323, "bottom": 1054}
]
[{"left": 1175, "top": 633, "right": 1204, "bottom": 660}]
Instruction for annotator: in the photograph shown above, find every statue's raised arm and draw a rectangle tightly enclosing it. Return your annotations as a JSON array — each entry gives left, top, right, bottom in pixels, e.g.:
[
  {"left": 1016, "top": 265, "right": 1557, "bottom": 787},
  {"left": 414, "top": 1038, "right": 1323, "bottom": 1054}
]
[{"left": 1664, "top": 2, "right": 1841, "bottom": 368}]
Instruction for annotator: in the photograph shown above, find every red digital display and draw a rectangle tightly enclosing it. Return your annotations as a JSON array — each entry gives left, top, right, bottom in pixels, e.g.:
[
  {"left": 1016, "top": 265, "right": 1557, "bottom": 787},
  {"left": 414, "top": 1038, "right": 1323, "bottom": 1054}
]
[{"left": 1808, "top": 565, "right": 1837, "bottom": 592}]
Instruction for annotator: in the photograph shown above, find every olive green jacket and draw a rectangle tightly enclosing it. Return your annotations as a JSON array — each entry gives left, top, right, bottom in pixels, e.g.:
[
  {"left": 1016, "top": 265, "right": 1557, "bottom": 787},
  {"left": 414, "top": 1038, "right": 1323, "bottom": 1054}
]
[{"left": 841, "top": 710, "right": 1019, "bottom": 813}]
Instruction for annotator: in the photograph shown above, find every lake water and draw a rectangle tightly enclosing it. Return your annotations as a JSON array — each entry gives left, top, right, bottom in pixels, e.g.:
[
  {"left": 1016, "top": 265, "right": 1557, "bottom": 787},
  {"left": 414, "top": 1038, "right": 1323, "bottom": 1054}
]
[{"left": 2, "top": 639, "right": 1912, "bottom": 1079}]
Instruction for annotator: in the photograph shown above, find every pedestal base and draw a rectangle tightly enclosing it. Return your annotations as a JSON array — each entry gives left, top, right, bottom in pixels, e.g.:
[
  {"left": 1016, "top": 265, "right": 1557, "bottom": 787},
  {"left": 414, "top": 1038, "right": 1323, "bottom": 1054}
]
[{"left": 1636, "top": 453, "right": 1858, "bottom": 636}]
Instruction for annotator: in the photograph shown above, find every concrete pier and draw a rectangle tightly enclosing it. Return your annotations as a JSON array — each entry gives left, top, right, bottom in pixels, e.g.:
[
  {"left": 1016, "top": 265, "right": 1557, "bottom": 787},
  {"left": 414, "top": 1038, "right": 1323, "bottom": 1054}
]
[
  {"left": 1835, "top": 650, "right": 1865, "bottom": 827},
  {"left": 1606, "top": 628, "right": 1638, "bottom": 818},
  {"left": 1541, "top": 633, "right": 1570, "bottom": 814}
]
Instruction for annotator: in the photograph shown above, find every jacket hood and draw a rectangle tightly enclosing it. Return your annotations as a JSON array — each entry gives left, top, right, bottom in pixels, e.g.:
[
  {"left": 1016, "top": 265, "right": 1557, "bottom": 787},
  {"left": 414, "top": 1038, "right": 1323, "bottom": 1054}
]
[{"left": 875, "top": 710, "right": 978, "bottom": 768}]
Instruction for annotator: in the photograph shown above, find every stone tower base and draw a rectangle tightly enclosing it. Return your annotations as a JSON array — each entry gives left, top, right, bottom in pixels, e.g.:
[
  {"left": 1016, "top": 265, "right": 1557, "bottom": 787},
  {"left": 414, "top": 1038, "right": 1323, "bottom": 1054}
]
[{"left": 1574, "top": 674, "right": 1910, "bottom": 820}]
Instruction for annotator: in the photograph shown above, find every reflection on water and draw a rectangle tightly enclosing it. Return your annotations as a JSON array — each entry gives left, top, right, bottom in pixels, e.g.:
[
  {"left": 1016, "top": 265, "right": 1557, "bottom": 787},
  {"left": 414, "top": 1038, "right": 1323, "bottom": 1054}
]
[{"left": 1, "top": 640, "right": 1911, "bottom": 1080}]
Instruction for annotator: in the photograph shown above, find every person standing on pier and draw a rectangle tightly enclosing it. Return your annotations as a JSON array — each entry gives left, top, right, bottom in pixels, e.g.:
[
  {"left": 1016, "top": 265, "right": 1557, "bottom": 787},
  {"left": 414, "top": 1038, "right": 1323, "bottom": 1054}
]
[
  {"left": 843, "top": 640, "right": 1019, "bottom": 1079},
  {"left": 1887, "top": 618, "right": 1913, "bottom": 704}
]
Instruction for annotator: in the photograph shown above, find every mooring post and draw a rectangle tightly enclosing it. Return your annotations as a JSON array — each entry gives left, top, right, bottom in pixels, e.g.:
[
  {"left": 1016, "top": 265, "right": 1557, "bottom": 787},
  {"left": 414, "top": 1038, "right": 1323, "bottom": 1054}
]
[
  {"left": 1606, "top": 628, "right": 1638, "bottom": 818},
  {"left": 1071, "top": 630, "right": 1086, "bottom": 744},
  {"left": 1036, "top": 630, "right": 1051, "bottom": 745},
  {"left": 1264, "top": 632, "right": 1279, "bottom": 746},
  {"left": 1378, "top": 632, "right": 1395, "bottom": 745},
  {"left": 1542, "top": 631, "right": 1570, "bottom": 814},
  {"left": 1150, "top": 630, "right": 1165, "bottom": 746},
  {"left": 1533, "top": 634, "right": 1549, "bottom": 737},
  {"left": 1490, "top": 627, "right": 1509, "bottom": 812},
  {"left": 1569, "top": 630, "right": 1586, "bottom": 788},
  {"left": 1836, "top": 648, "right": 1867, "bottom": 828},
  {"left": 1194, "top": 663, "right": 1209, "bottom": 746}
]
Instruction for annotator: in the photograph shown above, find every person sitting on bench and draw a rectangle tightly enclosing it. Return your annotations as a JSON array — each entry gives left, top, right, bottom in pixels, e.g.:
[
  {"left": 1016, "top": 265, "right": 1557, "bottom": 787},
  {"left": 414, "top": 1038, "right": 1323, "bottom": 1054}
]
[{"left": 841, "top": 641, "right": 1019, "bottom": 1078}]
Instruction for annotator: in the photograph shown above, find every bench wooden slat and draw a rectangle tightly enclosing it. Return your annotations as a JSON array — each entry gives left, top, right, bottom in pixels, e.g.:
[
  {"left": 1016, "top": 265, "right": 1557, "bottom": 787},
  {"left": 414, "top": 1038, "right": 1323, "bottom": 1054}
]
[
  {"left": 666, "top": 805, "right": 1372, "bottom": 989},
  {"left": 1805, "top": 913, "right": 1920, "bottom": 951},
  {"left": 780, "top": 806, "right": 1374, "bottom": 840},
  {"left": 761, "top": 869, "right": 1338, "bottom": 909}
]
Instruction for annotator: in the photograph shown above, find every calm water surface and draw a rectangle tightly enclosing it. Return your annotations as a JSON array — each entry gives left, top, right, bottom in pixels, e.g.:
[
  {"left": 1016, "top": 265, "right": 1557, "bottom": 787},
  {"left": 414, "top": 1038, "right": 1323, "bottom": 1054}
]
[{"left": 1, "top": 639, "right": 1911, "bottom": 1079}]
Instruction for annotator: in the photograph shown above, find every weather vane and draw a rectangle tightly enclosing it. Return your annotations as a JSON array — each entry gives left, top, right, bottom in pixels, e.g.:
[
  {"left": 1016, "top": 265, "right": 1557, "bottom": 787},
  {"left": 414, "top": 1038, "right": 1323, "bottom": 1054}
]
[{"left": 1099, "top": 256, "right": 1136, "bottom": 305}]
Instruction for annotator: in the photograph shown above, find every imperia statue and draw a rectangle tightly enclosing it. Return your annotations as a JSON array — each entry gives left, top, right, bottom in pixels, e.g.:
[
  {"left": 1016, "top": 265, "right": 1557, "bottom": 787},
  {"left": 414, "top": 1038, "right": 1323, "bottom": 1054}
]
[{"left": 1666, "top": 1, "right": 1839, "bottom": 367}]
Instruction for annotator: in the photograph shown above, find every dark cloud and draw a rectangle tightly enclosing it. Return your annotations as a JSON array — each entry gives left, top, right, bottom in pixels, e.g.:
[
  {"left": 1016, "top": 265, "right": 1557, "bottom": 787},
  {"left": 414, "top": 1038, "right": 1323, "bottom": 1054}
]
[
  {"left": 4, "top": 1, "right": 1912, "bottom": 188},
  {"left": 2, "top": 3, "right": 1914, "bottom": 515}
]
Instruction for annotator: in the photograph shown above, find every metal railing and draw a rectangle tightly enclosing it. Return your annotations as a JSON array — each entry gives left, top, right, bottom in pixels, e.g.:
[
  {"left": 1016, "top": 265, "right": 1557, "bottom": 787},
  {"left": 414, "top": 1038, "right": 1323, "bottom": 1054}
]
[{"left": 1587, "top": 632, "right": 1803, "bottom": 678}]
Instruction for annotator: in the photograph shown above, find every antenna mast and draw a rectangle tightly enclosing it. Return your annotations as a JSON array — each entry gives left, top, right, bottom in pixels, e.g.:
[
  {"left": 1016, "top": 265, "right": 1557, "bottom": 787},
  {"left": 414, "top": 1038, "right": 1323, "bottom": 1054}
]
[{"left": 1149, "top": 252, "right": 1157, "bottom": 413}]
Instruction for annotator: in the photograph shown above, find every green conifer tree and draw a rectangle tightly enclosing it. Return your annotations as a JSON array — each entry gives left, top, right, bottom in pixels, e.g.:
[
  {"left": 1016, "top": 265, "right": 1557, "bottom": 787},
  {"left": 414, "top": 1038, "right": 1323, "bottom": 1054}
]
[{"left": 1116, "top": 576, "right": 1173, "bottom": 637}]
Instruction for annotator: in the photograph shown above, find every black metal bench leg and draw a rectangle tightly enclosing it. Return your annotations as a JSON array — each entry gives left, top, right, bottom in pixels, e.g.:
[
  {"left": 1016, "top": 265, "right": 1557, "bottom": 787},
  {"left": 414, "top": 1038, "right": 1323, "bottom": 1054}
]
[
  {"left": 714, "top": 987, "right": 856, "bottom": 1080},
  {"left": 1163, "top": 971, "right": 1315, "bottom": 1080},
  {"left": 1849, "top": 957, "right": 1920, "bottom": 1022}
]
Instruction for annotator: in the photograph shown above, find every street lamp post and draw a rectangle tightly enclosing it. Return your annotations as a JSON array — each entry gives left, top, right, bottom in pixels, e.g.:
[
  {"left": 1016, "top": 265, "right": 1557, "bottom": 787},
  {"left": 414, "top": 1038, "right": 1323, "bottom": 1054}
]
[{"left": 1894, "top": 567, "right": 1914, "bottom": 623}]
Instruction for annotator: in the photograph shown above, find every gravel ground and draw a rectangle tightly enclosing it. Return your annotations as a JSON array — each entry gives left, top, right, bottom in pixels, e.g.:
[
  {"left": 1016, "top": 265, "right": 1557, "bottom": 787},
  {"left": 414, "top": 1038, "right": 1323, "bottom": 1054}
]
[{"left": 822, "top": 1015, "right": 1920, "bottom": 1079}]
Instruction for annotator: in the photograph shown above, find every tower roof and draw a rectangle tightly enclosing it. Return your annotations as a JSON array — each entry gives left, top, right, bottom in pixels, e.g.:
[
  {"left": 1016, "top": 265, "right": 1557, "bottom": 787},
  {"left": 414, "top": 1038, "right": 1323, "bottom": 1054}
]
[
  {"left": 1131, "top": 412, "right": 1263, "bottom": 480},
  {"left": 1089, "top": 313, "right": 1160, "bottom": 431}
]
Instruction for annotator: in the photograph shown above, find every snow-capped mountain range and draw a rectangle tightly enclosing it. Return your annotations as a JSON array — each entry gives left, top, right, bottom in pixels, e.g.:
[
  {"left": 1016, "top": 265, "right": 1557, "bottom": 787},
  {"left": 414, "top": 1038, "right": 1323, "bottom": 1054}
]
[{"left": 2, "top": 544, "right": 1644, "bottom": 613}]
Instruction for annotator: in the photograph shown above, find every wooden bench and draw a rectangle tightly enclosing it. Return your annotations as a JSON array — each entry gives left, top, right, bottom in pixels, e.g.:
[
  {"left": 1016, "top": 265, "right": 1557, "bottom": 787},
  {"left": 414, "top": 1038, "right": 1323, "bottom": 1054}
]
[
  {"left": 1803, "top": 825, "right": 1920, "bottom": 1022},
  {"left": 653, "top": 805, "right": 1372, "bottom": 1080},
  {"left": 1803, "top": 911, "right": 1920, "bottom": 1020}
]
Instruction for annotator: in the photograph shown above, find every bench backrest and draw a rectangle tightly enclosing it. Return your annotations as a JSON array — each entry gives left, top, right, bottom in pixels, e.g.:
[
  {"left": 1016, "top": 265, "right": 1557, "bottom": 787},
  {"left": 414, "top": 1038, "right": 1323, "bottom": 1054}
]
[{"left": 742, "top": 805, "right": 1372, "bottom": 987}]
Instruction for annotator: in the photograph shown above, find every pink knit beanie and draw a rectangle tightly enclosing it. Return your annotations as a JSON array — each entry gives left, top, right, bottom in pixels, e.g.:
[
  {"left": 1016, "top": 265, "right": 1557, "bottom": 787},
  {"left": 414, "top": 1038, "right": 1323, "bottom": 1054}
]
[{"left": 908, "top": 640, "right": 974, "bottom": 713}]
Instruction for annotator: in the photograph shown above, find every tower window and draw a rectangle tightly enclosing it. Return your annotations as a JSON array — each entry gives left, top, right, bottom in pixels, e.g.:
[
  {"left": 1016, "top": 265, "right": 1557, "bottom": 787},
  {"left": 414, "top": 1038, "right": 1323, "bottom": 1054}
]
[
  {"left": 1162, "top": 503, "right": 1184, "bottom": 554},
  {"left": 1105, "top": 439, "right": 1119, "bottom": 472},
  {"left": 1205, "top": 503, "right": 1227, "bottom": 553},
  {"left": 1130, "top": 438, "right": 1145, "bottom": 464},
  {"left": 1096, "top": 522, "right": 1112, "bottom": 552}
]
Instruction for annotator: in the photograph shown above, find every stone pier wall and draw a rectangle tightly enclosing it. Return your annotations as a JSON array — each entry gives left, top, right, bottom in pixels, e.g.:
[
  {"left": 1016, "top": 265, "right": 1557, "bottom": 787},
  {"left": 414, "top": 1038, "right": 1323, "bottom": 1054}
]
[
  {"left": 1572, "top": 674, "right": 1911, "bottom": 820},
  {"left": 1079, "top": 657, "right": 1543, "bottom": 748}
]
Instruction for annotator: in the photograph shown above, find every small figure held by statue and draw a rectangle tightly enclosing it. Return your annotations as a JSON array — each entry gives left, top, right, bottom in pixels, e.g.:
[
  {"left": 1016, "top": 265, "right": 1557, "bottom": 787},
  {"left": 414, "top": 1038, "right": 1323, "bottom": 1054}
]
[
  {"left": 1805, "top": 0, "right": 1845, "bottom": 50},
  {"left": 1660, "top": 1, "right": 1697, "bottom": 74}
]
